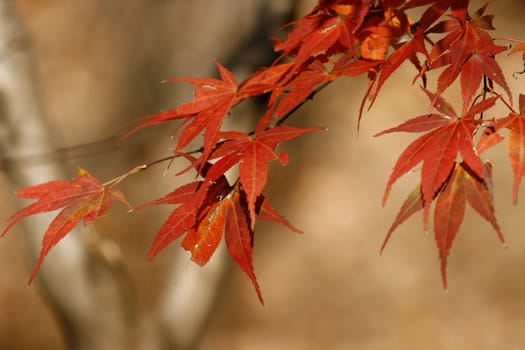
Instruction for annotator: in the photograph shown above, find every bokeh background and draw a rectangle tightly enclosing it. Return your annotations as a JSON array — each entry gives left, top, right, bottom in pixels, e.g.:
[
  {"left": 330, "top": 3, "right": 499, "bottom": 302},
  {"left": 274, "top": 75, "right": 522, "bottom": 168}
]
[{"left": 1, "top": 0, "right": 525, "bottom": 349}]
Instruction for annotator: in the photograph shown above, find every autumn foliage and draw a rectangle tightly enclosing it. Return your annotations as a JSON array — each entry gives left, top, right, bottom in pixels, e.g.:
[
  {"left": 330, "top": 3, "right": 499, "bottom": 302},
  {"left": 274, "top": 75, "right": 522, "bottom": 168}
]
[{"left": 3, "top": 0, "right": 525, "bottom": 302}]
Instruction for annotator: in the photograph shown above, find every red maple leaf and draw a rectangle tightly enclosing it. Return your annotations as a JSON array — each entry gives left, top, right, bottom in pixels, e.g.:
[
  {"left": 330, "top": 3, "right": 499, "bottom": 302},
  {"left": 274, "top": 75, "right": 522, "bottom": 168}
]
[
  {"left": 274, "top": 0, "right": 373, "bottom": 72},
  {"left": 166, "top": 62, "right": 240, "bottom": 164},
  {"left": 426, "top": 4, "right": 510, "bottom": 108},
  {"left": 181, "top": 199, "right": 227, "bottom": 265},
  {"left": 376, "top": 88, "right": 496, "bottom": 229},
  {"left": 459, "top": 37, "right": 510, "bottom": 111},
  {"left": 256, "top": 195, "right": 302, "bottom": 234},
  {"left": 382, "top": 162, "right": 504, "bottom": 289},
  {"left": 222, "top": 189, "right": 261, "bottom": 302},
  {"left": 2, "top": 168, "right": 130, "bottom": 282},
  {"left": 141, "top": 170, "right": 300, "bottom": 304},
  {"left": 123, "top": 62, "right": 236, "bottom": 136},
  {"left": 380, "top": 183, "right": 423, "bottom": 253},
  {"left": 206, "top": 125, "right": 324, "bottom": 228},
  {"left": 254, "top": 57, "right": 380, "bottom": 131},
  {"left": 4, "top": 0, "right": 521, "bottom": 301},
  {"left": 434, "top": 162, "right": 503, "bottom": 288},
  {"left": 123, "top": 62, "right": 286, "bottom": 166},
  {"left": 495, "top": 94, "right": 525, "bottom": 203},
  {"left": 427, "top": 2, "right": 493, "bottom": 64},
  {"left": 141, "top": 175, "right": 231, "bottom": 260}
]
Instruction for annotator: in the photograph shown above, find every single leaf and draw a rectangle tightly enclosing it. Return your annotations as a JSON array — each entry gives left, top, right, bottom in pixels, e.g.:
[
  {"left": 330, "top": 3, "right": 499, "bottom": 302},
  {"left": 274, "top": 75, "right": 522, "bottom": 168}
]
[
  {"left": 374, "top": 114, "right": 449, "bottom": 137},
  {"left": 208, "top": 126, "right": 323, "bottom": 229},
  {"left": 288, "top": 15, "right": 342, "bottom": 71},
  {"left": 381, "top": 183, "right": 423, "bottom": 253},
  {"left": 181, "top": 200, "right": 227, "bottom": 266},
  {"left": 415, "top": 0, "right": 450, "bottom": 30},
  {"left": 2, "top": 168, "right": 130, "bottom": 282},
  {"left": 460, "top": 39, "right": 511, "bottom": 111},
  {"left": 174, "top": 63, "right": 239, "bottom": 163},
  {"left": 174, "top": 61, "right": 238, "bottom": 116},
  {"left": 120, "top": 109, "right": 186, "bottom": 140},
  {"left": 421, "top": 86, "right": 457, "bottom": 117},
  {"left": 427, "top": 4, "right": 509, "bottom": 107},
  {"left": 274, "top": 11, "right": 328, "bottom": 57},
  {"left": 256, "top": 196, "right": 302, "bottom": 234},
  {"left": 434, "top": 162, "right": 503, "bottom": 289},
  {"left": 134, "top": 181, "right": 201, "bottom": 209},
  {"left": 495, "top": 109, "right": 525, "bottom": 203},
  {"left": 433, "top": 27, "right": 476, "bottom": 103},
  {"left": 123, "top": 61, "right": 242, "bottom": 167},
  {"left": 434, "top": 162, "right": 466, "bottom": 289},
  {"left": 224, "top": 189, "right": 263, "bottom": 304},
  {"left": 239, "top": 141, "right": 274, "bottom": 228},
  {"left": 462, "top": 162, "right": 504, "bottom": 244},
  {"left": 274, "top": 12, "right": 340, "bottom": 73},
  {"left": 146, "top": 201, "right": 201, "bottom": 260}
]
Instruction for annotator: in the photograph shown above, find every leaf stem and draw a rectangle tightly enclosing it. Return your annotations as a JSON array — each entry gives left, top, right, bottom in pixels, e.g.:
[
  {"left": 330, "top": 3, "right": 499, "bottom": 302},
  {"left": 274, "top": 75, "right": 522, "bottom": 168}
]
[{"left": 101, "top": 145, "right": 209, "bottom": 188}]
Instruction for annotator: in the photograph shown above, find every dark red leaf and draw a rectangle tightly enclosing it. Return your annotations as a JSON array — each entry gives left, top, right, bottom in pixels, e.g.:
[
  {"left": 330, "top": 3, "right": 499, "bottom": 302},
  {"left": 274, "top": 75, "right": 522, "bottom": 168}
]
[{"left": 224, "top": 190, "right": 263, "bottom": 304}]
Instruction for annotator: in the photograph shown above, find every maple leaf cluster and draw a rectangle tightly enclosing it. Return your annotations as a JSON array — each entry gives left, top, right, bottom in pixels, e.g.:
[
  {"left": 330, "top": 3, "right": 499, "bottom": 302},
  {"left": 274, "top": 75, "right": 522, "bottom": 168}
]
[{"left": 3, "top": 0, "right": 525, "bottom": 301}]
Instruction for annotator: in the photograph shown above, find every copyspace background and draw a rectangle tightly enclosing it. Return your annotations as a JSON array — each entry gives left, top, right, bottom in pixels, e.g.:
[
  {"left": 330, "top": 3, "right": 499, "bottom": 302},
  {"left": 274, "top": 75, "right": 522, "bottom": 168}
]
[{"left": 1, "top": 1, "right": 524, "bottom": 349}]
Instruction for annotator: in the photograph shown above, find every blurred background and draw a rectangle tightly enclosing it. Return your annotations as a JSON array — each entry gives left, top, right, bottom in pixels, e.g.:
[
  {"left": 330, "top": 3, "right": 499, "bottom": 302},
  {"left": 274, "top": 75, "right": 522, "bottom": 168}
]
[{"left": 0, "top": 0, "right": 525, "bottom": 349}]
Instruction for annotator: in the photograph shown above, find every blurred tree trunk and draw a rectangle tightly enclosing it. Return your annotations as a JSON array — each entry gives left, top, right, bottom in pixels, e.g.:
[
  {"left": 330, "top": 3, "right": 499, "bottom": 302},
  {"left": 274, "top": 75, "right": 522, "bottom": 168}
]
[{"left": 0, "top": 1, "right": 142, "bottom": 349}]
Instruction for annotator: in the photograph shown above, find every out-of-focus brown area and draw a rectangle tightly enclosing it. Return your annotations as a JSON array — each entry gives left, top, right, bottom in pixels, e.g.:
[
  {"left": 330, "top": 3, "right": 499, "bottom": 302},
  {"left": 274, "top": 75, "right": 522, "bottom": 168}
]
[{"left": 1, "top": 0, "right": 525, "bottom": 349}]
